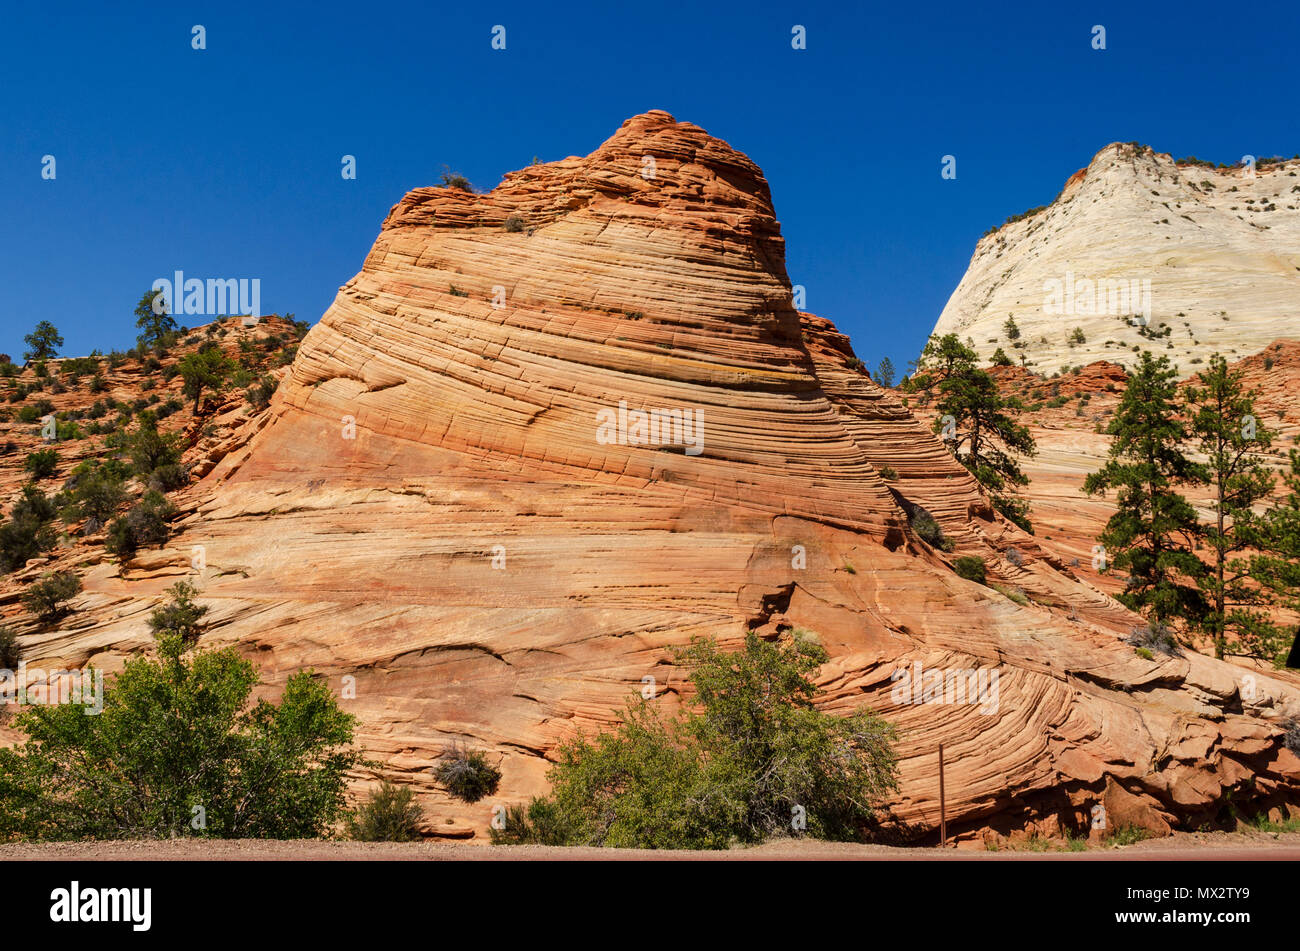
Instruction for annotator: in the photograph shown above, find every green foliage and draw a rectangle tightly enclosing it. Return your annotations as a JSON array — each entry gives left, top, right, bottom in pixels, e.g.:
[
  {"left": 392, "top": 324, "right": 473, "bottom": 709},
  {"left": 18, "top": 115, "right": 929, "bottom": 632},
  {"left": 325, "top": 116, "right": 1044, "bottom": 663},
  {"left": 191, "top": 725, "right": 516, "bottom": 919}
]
[
  {"left": 105, "top": 491, "right": 176, "bottom": 558},
  {"left": 434, "top": 746, "right": 502, "bottom": 803},
  {"left": 347, "top": 781, "right": 424, "bottom": 841},
  {"left": 1069, "top": 327, "right": 1086, "bottom": 346},
  {"left": 0, "top": 626, "right": 20, "bottom": 668},
  {"left": 60, "top": 459, "right": 130, "bottom": 530},
  {"left": 23, "top": 321, "right": 63, "bottom": 362},
  {"left": 244, "top": 373, "right": 278, "bottom": 411},
  {"left": 134, "top": 288, "right": 178, "bottom": 351},
  {"left": 23, "top": 449, "right": 59, "bottom": 480},
  {"left": 492, "top": 632, "right": 899, "bottom": 849},
  {"left": 953, "top": 556, "right": 987, "bottom": 585},
  {"left": 178, "top": 346, "right": 236, "bottom": 413},
  {"left": 120, "top": 411, "right": 182, "bottom": 476},
  {"left": 1245, "top": 449, "right": 1300, "bottom": 665},
  {"left": 875, "top": 357, "right": 896, "bottom": 389},
  {"left": 0, "top": 485, "right": 59, "bottom": 573},
  {"left": 1002, "top": 317, "right": 1021, "bottom": 341},
  {"left": 21, "top": 571, "right": 82, "bottom": 621},
  {"left": 878, "top": 465, "right": 898, "bottom": 481},
  {"left": 1185, "top": 354, "right": 1277, "bottom": 658},
  {"left": 440, "top": 170, "right": 473, "bottom": 191},
  {"left": 503, "top": 214, "right": 525, "bottom": 233},
  {"left": 1084, "top": 351, "right": 1208, "bottom": 624},
  {"left": 0, "top": 602, "right": 359, "bottom": 840},
  {"left": 149, "top": 581, "right": 208, "bottom": 645},
  {"left": 909, "top": 505, "right": 954, "bottom": 551},
  {"left": 990, "top": 347, "right": 1013, "bottom": 367},
  {"left": 915, "top": 334, "right": 1036, "bottom": 532}
]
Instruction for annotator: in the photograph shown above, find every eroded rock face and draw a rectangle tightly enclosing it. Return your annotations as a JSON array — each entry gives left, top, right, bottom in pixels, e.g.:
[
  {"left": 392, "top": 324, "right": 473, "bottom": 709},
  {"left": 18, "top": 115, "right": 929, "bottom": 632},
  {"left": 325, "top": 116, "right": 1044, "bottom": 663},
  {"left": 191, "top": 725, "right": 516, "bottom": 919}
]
[
  {"left": 33, "top": 113, "right": 1300, "bottom": 843},
  {"left": 934, "top": 143, "right": 1300, "bottom": 376}
]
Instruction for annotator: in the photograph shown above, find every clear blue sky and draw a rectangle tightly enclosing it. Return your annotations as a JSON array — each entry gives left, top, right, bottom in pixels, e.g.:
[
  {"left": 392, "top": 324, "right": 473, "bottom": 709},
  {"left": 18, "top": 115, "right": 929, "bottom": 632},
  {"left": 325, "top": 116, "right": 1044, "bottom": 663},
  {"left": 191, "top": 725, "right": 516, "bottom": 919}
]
[{"left": 2, "top": 1, "right": 1296, "bottom": 372}]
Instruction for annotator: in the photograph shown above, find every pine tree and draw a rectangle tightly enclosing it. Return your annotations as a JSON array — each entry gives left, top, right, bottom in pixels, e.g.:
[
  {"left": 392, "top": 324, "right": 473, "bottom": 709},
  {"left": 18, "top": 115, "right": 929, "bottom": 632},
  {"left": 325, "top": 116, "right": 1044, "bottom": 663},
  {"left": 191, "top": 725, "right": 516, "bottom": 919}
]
[
  {"left": 917, "top": 335, "right": 1037, "bottom": 532},
  {"left": 1243, "top": 449, "right": 1300, "bottom": 665},
  {"left": 875, "top": 357, "right": 895, "bottom": 389},
  {"left": 134, "top": 288, "right": 177, "bottom": 351},
  {"left": 1185, "top": 354, "right": 1275, "bottom": 658},
  {"left": 1084, "top": 351, "right": 1207, "bottom": 624}
]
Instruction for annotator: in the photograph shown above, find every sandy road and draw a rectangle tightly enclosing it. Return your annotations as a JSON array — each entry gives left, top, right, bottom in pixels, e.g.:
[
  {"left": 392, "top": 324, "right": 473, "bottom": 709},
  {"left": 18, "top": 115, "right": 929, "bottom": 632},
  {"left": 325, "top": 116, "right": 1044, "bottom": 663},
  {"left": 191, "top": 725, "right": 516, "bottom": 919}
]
[{"left": 3, "top": 829, "right": 1298, "bottom": 861}]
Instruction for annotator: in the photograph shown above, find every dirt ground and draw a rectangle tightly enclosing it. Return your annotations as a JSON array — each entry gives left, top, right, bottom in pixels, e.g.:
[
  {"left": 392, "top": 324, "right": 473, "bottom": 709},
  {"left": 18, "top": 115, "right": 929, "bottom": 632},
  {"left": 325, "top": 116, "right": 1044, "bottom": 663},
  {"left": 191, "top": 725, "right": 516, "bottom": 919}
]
[{"left": 3, "top": 827, "right": 1298, "bottom": 861}]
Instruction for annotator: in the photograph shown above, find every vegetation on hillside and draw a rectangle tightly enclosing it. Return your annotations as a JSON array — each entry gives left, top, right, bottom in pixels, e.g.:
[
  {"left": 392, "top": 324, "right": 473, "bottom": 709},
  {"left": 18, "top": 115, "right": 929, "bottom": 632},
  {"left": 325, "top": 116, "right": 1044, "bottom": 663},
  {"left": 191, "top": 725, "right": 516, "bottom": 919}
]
[{"left": 491, "top": 631, "right": 899, "bottom": 849}]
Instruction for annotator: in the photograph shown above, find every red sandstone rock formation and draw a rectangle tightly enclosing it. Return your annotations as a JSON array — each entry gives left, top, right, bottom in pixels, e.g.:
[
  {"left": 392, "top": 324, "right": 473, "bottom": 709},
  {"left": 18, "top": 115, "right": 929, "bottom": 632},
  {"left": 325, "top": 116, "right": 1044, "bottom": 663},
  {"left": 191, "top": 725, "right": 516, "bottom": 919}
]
[{"left": 11, "top": 113, "right": 1300, "bottom": 845}]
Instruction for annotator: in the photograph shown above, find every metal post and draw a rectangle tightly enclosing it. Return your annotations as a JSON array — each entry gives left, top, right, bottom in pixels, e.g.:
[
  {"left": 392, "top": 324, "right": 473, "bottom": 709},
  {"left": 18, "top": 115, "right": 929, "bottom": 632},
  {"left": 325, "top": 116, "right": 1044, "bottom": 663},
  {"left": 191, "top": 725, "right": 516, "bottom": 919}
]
[{"left": 939, "top": 742, "right": 947, "bottom": 848}]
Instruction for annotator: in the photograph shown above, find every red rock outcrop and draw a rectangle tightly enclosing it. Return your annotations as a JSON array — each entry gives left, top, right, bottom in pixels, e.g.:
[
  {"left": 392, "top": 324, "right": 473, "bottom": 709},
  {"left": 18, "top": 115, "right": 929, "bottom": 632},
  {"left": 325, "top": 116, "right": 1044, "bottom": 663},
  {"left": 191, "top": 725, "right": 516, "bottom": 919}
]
[{"left": 15, "top": 113, "right": 1300, "bottom": 844}]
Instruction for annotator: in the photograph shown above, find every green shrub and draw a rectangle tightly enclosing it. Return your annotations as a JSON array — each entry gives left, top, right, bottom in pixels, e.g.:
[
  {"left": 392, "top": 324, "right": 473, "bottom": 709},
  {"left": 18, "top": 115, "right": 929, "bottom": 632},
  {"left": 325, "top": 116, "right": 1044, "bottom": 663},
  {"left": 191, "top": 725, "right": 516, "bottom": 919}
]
[
  {"left": 123, "top": 411, "right": 182, "bottom": 475},
  {"left": 147, "top": 463, "right": 189, "bottom": 492},
  {"left": 22, "top": 570, "right": 82, "bottom": 621},
  {"left": 347, "top": 781, "right": 425, "bottom": 841},
  {"left": 0, "top": 486, "right": 58, "bottom": 573},
  {"left": 62, "top": 461, "right": 129, "bottom": 531},
  {"left": 992, "top": 583, "right": 1028, "bottom": 605},
  {"left": 0, "top": 607, "right": 359, "bottom": 840},
  {"left": 105, "top": 491, "right": 176, "bottom": 558},
  {"left": 0, "top": 625, "right": 19, "bottom": 668},
  {"left": 910, "top": 507, "right": 954, "bottom": 552},
  {"left": 24, "top": 449, "right": 59, "bottom": 480},
  {"left": 149, "top": 580, "right": 208, "bottom": 645},
  {"left": 503, "top": 215, "right": 525, "bottom": 233},
  {"left": 953, "top": 556, "right": 987, "bottom": 584},
  {"left": 492, "top": 631, "right": 899, "bottom": 849},
  {"left": 434, "top": 746, "right": 502, "bottom": 803},
  {"left": 1125, "top": 623, "right": 1180, "bottom": 656},
  {"left": 244, "top": 374, "right": 278, "bottom": 411}
]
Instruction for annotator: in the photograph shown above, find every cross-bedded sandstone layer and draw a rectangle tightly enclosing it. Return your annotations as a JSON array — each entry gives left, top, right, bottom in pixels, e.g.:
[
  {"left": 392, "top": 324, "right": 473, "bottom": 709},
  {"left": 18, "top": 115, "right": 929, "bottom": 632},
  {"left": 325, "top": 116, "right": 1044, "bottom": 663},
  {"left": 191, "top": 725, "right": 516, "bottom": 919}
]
[
  {"left": 934, "top": 143, "right": 1300, "bottom": 377},
  {"left": 25, "top": 113, "right": 1300, "bottom": 845}
]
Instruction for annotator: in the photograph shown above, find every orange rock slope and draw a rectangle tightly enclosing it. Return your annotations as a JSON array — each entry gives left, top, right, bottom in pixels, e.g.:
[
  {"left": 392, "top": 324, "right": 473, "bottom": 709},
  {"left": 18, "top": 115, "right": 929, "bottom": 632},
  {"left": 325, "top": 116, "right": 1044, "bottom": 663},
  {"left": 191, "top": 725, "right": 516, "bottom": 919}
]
[{"left": 35, "top": 112, "right": 1300, "bottom": 844}]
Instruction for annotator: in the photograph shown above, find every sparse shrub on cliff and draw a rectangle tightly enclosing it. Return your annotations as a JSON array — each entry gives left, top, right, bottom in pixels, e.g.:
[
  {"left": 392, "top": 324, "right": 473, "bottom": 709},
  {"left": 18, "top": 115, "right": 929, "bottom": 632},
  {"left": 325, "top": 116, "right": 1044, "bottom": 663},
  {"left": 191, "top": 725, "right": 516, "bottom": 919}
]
[
  {"left": 24, "top": 449, "right": 59, "bottom": 480},
  {"left": 435, "top": 745, "right": 502, "bottom": 803},
  {"left": 440, "top": 170, "right": 473, "bottom": 192},
  {"left": 910, "top": 506, "right": 954, "bottom": 552},
  {"left": 148, "top": 581, "right": 208, "bottom": 645},
  {"left": 953, "top": 556, "right": 987, "bottom": 585},
  {"left": 448, "top": 285, "right": 468, "bottom": 298},
  {"left": 1002, "top": 317, "right": 1021, "bottom": 341},
  {"left": 0, "top": 625, "right": 19, "bottom": 668},
  {"left": 347, "top": 781, "right": 424, "bottom": 841},
  {"left": 0, "top": 485, "right": 58, "bottom": 573},
  {"left": 990, "top": 348, "right": 1013, "bottom": 367},
  {"left": 105, "top": 491, "right": 176, "bottom": 558},
  {"left": 0, "top": 614, "right": 359, "bottom": 840},
  {"left": 61, "top": 460, "right": 130, "bottom": 531},
  {"left": 22, "top": 570, "right": 82, "bottom": 621},
  {"left": 1125, "top": 622, "right": 1180, "bottom": 656},
  {"left": 244, "top": 373, "right": 278, "bottom": 411},
  {"left": 503, "top": 214, "right": 525, "bottom": 233},
  {"left": 147, "top": 463, "right": 189, "bottom": 493},
  {"left": 120, "top": 411, "right": 182, "bottom": 476},
  {"left": 491, "top": 631, "right": 899, "bottom": 849},
  {"left": 878, "top": 465, "right": 898, "bottom": 481}
]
